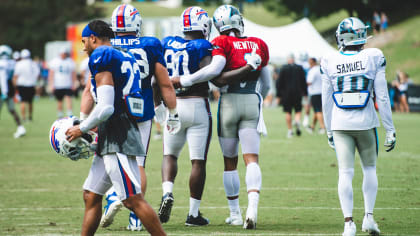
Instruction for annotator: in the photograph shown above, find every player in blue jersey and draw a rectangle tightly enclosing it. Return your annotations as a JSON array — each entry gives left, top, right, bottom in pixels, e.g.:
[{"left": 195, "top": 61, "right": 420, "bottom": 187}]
[
  {"left": 157, "top": 6, "right": 213, "bottom": 226},
  {"left": 76, "top": 4, "right": 178, "bottom": 231},
  {"left": 65, "top": 20, "right": 166, "bottom": 236}
]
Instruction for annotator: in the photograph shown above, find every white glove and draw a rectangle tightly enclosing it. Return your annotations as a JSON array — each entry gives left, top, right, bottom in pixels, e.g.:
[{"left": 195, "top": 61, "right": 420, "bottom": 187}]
[
  {"left": 244, "top": 48, "right": 261, "bottom": 70},
  {"left": 384, "top": 131, "right": 396, "bottom": 152},
  {"left": 327, "top": 131, "right": 335, "bottom": 149},
  {"left": 166, "top": 108, "right": 181, "bottom": 135},
  {"left": 154, "top": 102, "right": 167, "bottom": 124}
]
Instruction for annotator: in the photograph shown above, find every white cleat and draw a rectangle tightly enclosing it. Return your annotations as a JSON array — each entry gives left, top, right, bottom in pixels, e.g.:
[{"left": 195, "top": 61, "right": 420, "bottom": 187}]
[
  {"left": 225, "top": 211, "right": 243, "bottom": 226},
  {"left": 342, "top": 221, "right": 356, "bottom": 236},
  {"left": 127, "top": 212, "right": 143, "bottom": 231},
  {"left": 14, "top": 126, "right": 26, "bottom": 139},
  {"left": 100, "top": 192, "right": 123, "bottom": 228},
  {"left": 243, "top": 208, "right": 257, "bottom": 229},
  {"left": 362, "top": 214, "right": 380, "bottom": 235}
]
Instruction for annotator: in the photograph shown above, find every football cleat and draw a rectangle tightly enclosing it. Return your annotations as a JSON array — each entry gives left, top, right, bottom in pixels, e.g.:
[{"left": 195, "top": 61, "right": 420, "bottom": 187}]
[
  {"left": 287, "top": 130, "right": 293, "bottom": 139},
  {"left": 243, "top": 207, "right": 257, "bottom": 229},
  {"left": 342, "top": 221, "right": 356, "bottom": 236},
  {"left": 14, "top": 125, "right": 26, "bottom": 139},
  {"left": 127, "top": 212, "right": 143, "bottom": 231},
  {"left": 185, "top": 211, "right": 209, "bottom": 226},
  {"left": 225, "top": 211, "right": 243, "bottom": 226},
  {"left": 362, "top": 214, "right": 380, "bottom": 235},
  {"left": 294, "top": 122, "right": 301, "bottom": 136},
  {"left": 158, "top": 192, "right": 174, "bottom": 223},
  {"left": 100, "top": 192, "right": 123, "bottom": 228}
]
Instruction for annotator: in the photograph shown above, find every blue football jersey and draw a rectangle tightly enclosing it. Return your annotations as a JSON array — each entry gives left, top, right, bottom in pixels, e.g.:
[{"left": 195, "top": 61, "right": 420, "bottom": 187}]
[
  {"left": 111, "top": 35, "right": 165, "bottom": 122},
  {"left": 161, "top": 36, "right": 212, "bottom": 97},
  {"left": 88, "top": 45, "right": 142, "bottom": 117}
]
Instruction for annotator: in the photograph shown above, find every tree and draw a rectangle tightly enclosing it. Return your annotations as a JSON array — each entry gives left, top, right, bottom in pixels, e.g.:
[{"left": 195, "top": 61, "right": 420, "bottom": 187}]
[
  {"left": 263, "top": 0, "right": 419, "bottom": 23},
  {"left": 0, "top": 0, "right": 102, "bottom": 58}
]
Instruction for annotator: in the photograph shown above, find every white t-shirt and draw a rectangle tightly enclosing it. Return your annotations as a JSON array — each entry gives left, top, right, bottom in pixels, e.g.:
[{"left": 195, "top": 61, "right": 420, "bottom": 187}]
[
  {"left": 14, "top": 59, "right": 40, "bottom": 87},
  {"left": 49, "top": 57, "right": 75, "bottom": 89},
  {"left": 306, "top": 65, "right": 322, "bottom": 95},
  {"left": 320, "top": 48, "right": 395, "bottom": 132}
]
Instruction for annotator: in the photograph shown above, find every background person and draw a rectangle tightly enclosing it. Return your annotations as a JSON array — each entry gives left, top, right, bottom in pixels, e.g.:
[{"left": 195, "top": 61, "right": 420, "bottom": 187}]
[
  {"left": 48, "top": 48, "right": 76, "bottom": 118},
  {"left": 276, "top": 54, "right": 307, "bottom": 138},
  {"left": 306, "top": 57, "right": 325, "bottom": 134},
  {"left": 13, "top": 49, "right": 39, "bottom": 122}
]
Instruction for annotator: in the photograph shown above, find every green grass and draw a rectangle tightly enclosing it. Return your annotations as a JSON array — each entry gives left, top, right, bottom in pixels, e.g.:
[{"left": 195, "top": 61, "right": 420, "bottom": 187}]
[
  {"left": 381, "top": 15, "right": 420, "bottom": 84},
  {"left": 0, "top": 97, "right": 419, "bottom": 235}
]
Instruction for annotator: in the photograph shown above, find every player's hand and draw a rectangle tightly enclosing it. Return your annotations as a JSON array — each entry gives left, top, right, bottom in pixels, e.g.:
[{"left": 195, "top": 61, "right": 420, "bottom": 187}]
[
  {"left": 65, "top": 125, "right": 83, "bottom": 142},
  {"left": 384, "top": 131, "right": 396, "bottom": 152},
  {"left": 154, "top": 102, "right": 167, "bottom": 124},
  {"left": 166, "top": 109, "right": 181, "bottom": 135},
  {"left": 327, "top": 131, "right": 335, "bottom": 149},
  {"left": 244, "top": 48, "right": 261, "bottom": 70},
  {"left": 171, "top": 77, "right": 182, "bottom": 89}
]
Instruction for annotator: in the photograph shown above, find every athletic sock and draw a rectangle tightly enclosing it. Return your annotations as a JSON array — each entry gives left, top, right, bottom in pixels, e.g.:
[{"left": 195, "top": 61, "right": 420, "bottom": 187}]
[
  {"left": 338, "top": 168, "right": 354, "bottom": 218},
  {"left": 362, "top": 166, "right": 378, "bottom": 214},
  {"left": 189, "top": 197, "right": 201, "bottom": 217},
  {"left": 162, "top": 181, "right": 174, "bottom": 196},
  {"left": 228, "top": 198, "right": 240, "bottom": 214}
]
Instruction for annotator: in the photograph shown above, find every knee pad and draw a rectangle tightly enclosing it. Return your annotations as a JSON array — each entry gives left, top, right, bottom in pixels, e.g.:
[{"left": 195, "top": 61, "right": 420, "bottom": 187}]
[
  {"left": 219, "top": 137, "right": 239, "bottom": 158},
  {"left": 245, "top": 162, "right": 261, "bottom": 192},
  {"left": 223, "top": 170, "right": 240, "bottom": 197},
  {"left": 239, "top": 128, "right": 260, "bottom": 155}
]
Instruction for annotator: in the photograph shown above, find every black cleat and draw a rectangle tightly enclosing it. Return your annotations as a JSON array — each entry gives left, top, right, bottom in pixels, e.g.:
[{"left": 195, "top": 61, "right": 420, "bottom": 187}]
[
  {"left": 158, "top": 193, "right": 174, "bottom": 223},
  {"left": 185, "top": 211, "right": 209, "bottom": 226}
]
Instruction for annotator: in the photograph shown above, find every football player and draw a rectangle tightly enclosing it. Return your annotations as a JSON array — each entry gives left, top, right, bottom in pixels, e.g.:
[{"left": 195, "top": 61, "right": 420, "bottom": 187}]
[
  {"left": 65, "top": 20, "right": 166, "bottom": 236},
  {"left": 48, "top": 47, "right": 77, "bottom": 118},
  {"left": 156, "top": 6, "right": 213, "bottom": 226},
  {"left": 171, "top": 5, "right": 270, "bottom": 229},
  {"left": 321, "top": 17, "right": 396, "bottom": 236},
  {"left": 78, "top": 4, "right": 179, "bottom": 231},
  {"left": 0, "top": 45, "right": 26, "bottom": 138}
]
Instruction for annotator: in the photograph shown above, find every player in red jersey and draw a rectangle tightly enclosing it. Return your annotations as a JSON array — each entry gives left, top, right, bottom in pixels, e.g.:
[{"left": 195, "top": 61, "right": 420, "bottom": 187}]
[{"left": 171, "top": 4, "right": 270, "bottom": 230}]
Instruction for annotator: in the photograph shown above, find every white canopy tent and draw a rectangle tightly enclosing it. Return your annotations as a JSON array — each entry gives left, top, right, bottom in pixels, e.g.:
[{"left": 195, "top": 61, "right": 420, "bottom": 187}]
[
  {"left": 239, "top": 18, "right": 337, "bottom": 64},
  {"left": 142, "top": 17, "right": 336, "bottom": 64}
]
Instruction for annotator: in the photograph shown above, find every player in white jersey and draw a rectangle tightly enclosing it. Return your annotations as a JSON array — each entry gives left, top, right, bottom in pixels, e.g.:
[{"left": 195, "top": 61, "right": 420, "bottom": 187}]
[
  {"left": 48, "top": 48, "right": 76, "bottom": 118},
  {"left": 306, "top": 57, "right": 325, "bottom": 134},
  {"left": 321, "top": 17, "right": 396, "bottom": 236},
  {"left": 13, "top": 49, "right": 40, "bottom": 122},
  {"left": 0, "top": 45, "right": 26, "bottom": 138}
]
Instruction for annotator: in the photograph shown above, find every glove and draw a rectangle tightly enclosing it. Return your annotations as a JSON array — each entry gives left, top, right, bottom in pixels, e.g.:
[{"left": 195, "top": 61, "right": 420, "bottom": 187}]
[
  {"left": 244, "top": 48, "right": 261, "bottom": 70},
  {"left": 154, "top": 102, "right": 167, "bottom": 124},
  {"left": 327, "top": 131, "right": 335, "bottom": 149},
  {"left": 166, "top": 108, "right": 181, "bottom": 135},
  {"left": 384, "top": 131, "right": 396, "bottom": 152}
]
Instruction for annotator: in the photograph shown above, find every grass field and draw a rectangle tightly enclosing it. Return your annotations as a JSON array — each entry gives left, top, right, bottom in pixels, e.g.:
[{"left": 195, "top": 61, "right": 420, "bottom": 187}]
[{"left": 0, "top": 97, "right": 419, "bottom": 235}]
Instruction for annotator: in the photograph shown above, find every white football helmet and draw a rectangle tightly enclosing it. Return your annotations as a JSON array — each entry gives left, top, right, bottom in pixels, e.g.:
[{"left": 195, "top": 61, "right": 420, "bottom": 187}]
[
  {"left": 336, "top": 17, "right": 369, "bottom": 50},
  {"left": 213, "top": 5, "right": 244, "bottom": 35},
  {"left": 111, "top": 4, "right": 142, "bottom": 37},
  {"left": 49, "top": 116, "right": 95, "bottom": 161},
  {"left": 0, "top": 45, "right": 12, "bottom": 59},
  {"left": 181, "top": 6, "right": 212, "bottom": 39}
]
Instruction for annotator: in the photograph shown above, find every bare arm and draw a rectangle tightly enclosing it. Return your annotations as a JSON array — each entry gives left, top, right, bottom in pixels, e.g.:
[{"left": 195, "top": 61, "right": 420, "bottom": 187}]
[
  {"left": 80, "top": 79, "right": 94, "bottom": 118},
  {"left": 154, "top": 62, "right": 176, "bottom": 110},
  {"left": 48, "top": 70, "right": 54, "bottom": 92},
  {"left": 71, "top": 71, "right": 77, "bottom": 91}
]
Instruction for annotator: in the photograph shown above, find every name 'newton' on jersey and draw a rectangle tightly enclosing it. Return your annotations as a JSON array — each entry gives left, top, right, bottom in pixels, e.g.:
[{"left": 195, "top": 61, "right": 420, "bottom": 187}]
[
  {"left": 211, "top": 35, "right": 269, "bottom": 94},
  {"left": 111, "top": 35, "right": 166, "bottom": 122},
  {"left": 161, "top": 36, "right": 212, "bottom": 97}
]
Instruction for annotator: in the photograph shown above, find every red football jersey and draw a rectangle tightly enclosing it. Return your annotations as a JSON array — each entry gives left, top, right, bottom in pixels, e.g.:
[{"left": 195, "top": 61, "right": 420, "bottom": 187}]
[{"left": 211, "top": 35, "right": 269, "bottom": 71}]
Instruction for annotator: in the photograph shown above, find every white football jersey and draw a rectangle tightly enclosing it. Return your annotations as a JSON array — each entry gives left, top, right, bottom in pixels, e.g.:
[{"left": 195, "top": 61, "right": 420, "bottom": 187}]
[
  {"left": 49, "top": 57, "right": 75, "bottom": 89},
  {"left": 321, "top": 48, "right": 395, "bottom": 132},
  {"left": 0, "top": 59, "right": 8, "bottom": 95},
  {"left": 307, "top": 65, "right": 322, "bottom": 95},
  {"left": 14, "top": 58, "right": 40, "bottom": 87}
]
